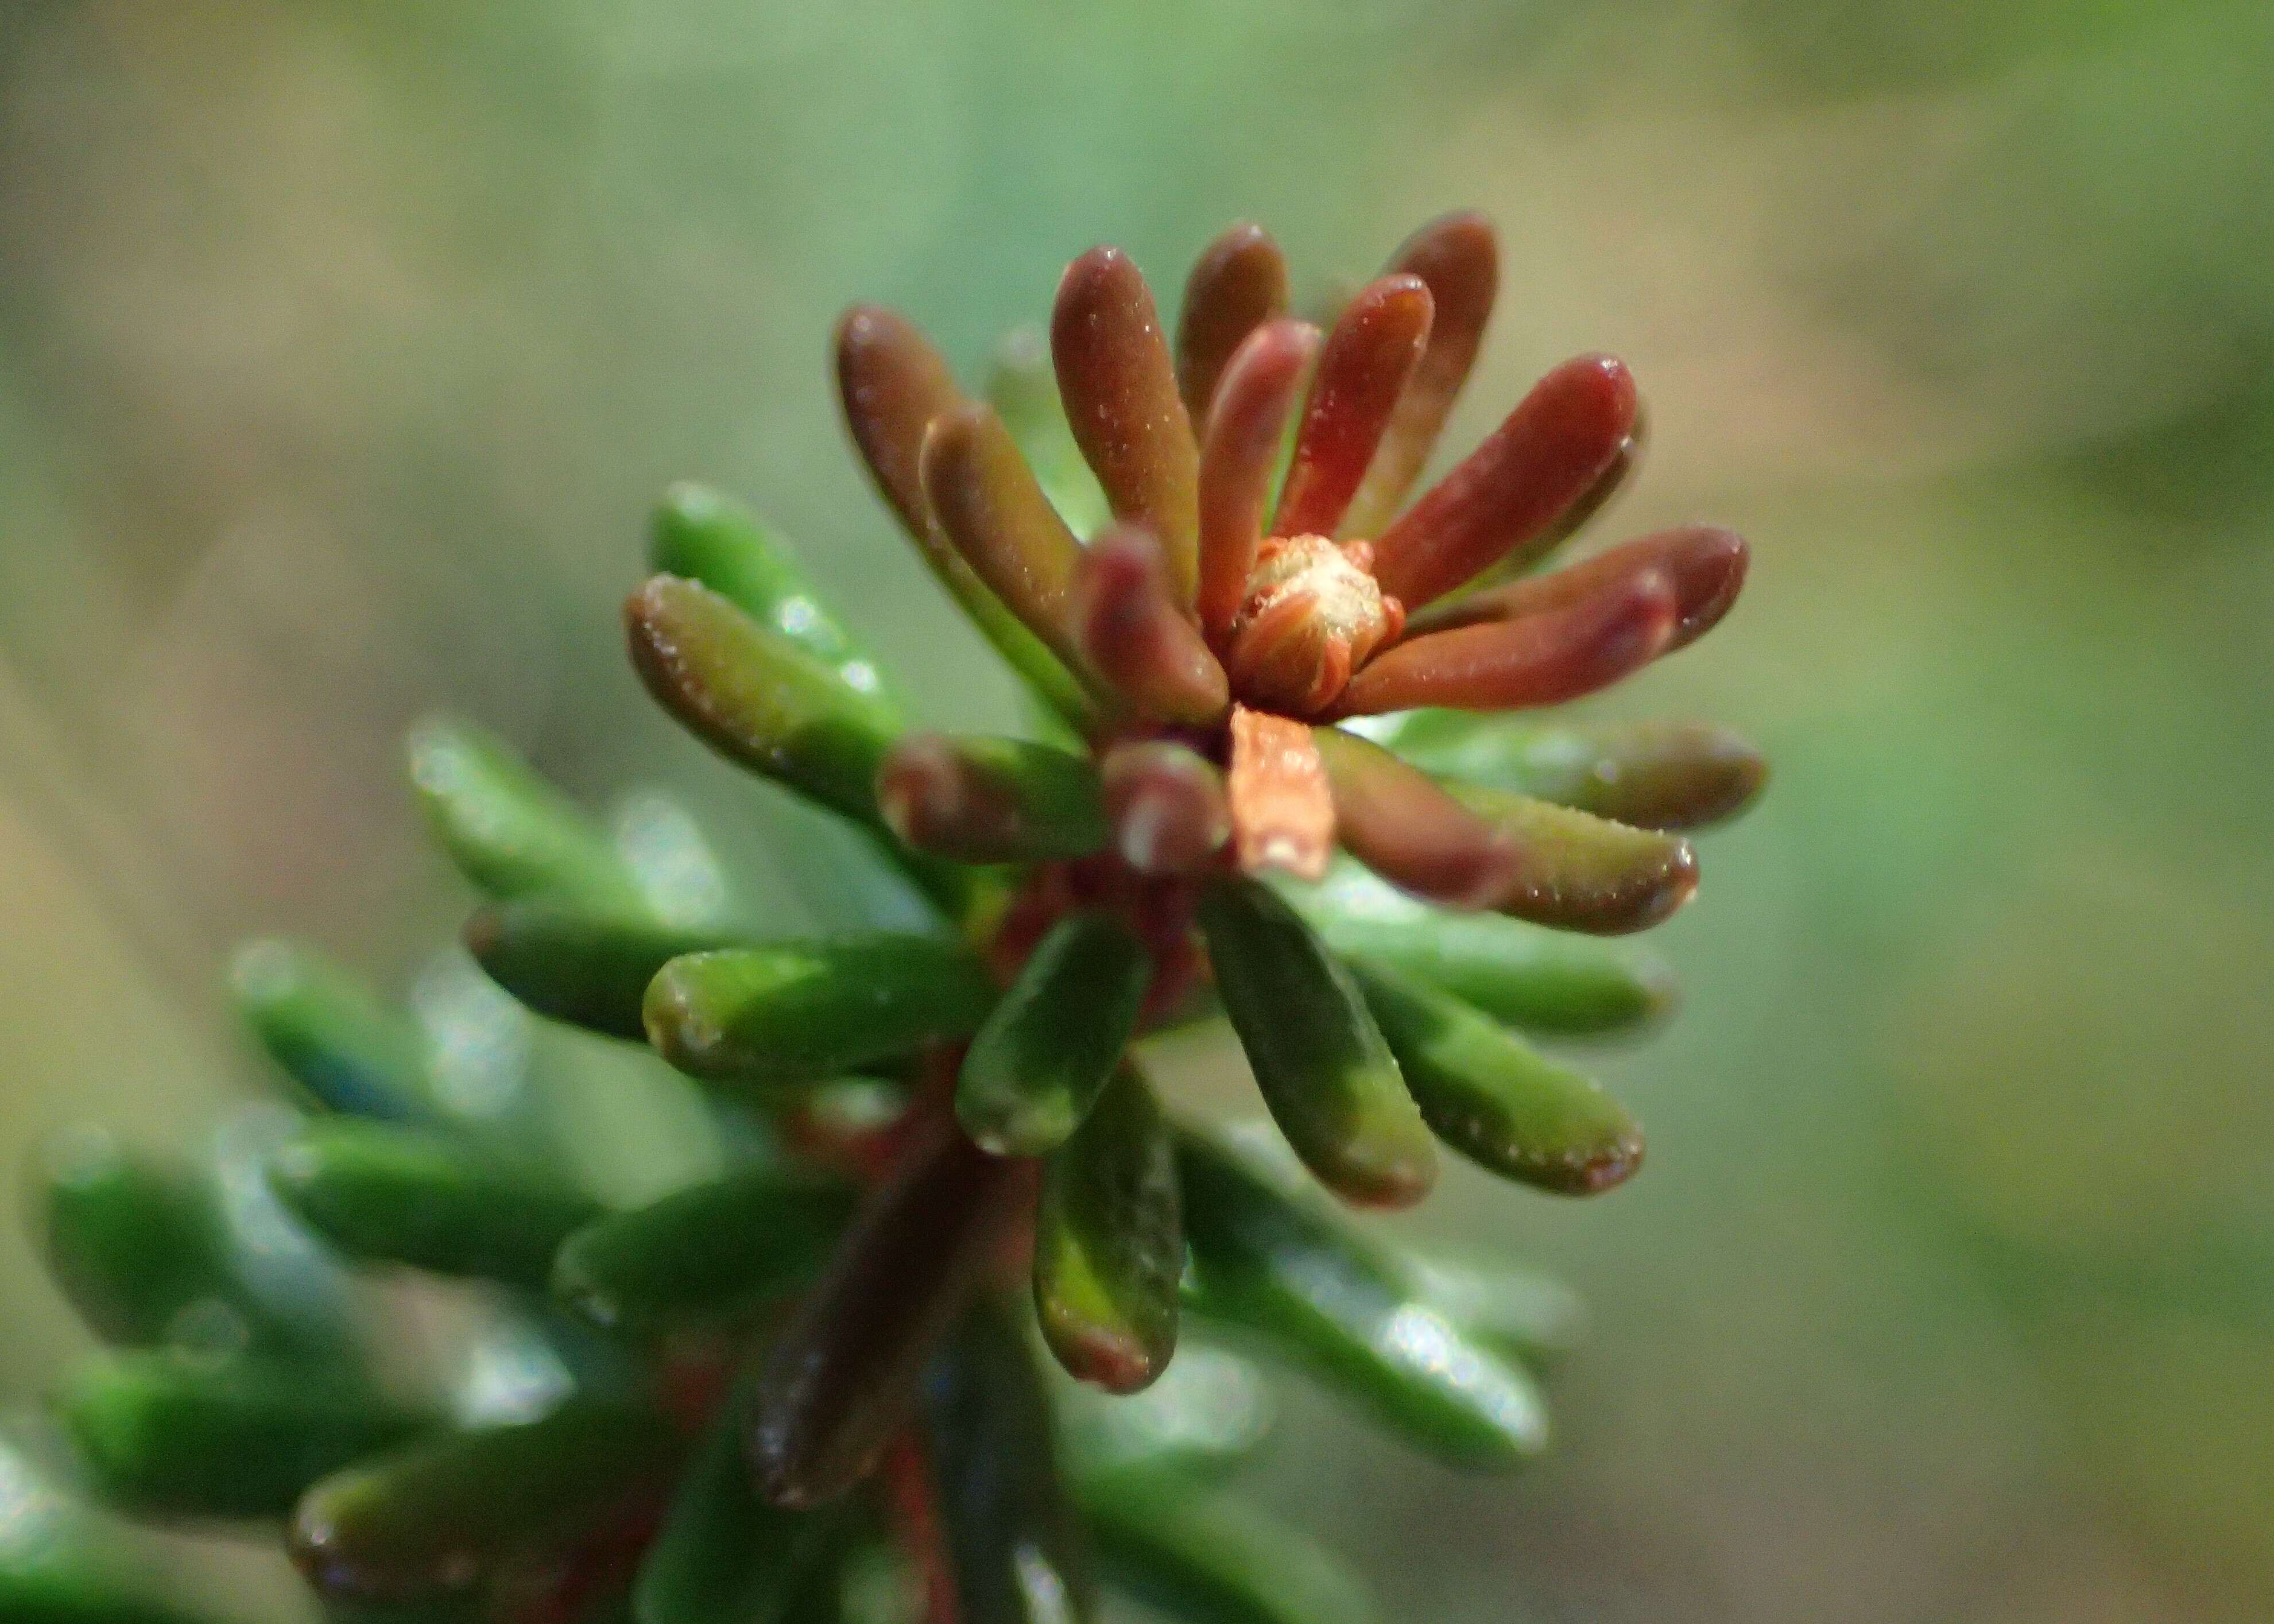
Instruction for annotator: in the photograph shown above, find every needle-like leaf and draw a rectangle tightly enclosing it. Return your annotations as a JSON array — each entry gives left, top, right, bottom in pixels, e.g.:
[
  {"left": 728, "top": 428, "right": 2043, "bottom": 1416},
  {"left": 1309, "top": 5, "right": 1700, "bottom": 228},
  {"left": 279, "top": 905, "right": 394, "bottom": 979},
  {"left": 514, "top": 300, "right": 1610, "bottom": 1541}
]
[
  {"left": 1196, "top": 319, "right": 1320, "bottom": 641},
  {"left": 1274, "top": 274, "right": 1433, "bottom": 540},
  {"left": 1053, "top": 247, "right": 1201, "bottom": 602},
  {"left": 266, "top": 1123, "right": 599, "bottom": 1292},
  {"left": 1034, "top": 1064, "right": 1182, "bottom": 1392},
  {"left": 552, "top": 1166, "right": 853, "bottom": 1336},
  {"left": 1334, "top": 569, "right": 1677, "bottom": 717},
  {"left": 1176, "top": 223, "right": 1290, "bottom": 425},
  {"left": 644, "top": 937, "right": 998, "bottom": 1092},
  {"left": 1371, "top": 354, "right": 1639, "bottom": 608},
  {"left": 749, "top": 1115, "right": 1021, "bottom": 1508},
  {"left": 1196, "top": 877, "right": 1435, "bottom": 1210},
  {"left": 959, "top": 912, "right": 1150, "bottom": 1157},
  {"left": 877, "top": 733, "right": 1109, "bottom": 865},
  {"left": 1072, "top": 524, "right": 1230, "bottom": 726},
  {"left": 1351, "top": 959, "right": 1644, "bottom": 1194},
  {"left": 1339, "top": 211, "right": 1500, "bottom": 539}
]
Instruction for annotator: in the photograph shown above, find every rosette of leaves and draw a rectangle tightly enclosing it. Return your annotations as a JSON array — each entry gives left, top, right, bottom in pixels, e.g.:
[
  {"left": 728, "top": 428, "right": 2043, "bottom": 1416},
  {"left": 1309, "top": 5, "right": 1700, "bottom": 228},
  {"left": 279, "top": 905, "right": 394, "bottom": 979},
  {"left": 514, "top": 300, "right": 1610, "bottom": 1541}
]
[{"left": 10, "top": 214, "right": 1760, "bottom": 1624}]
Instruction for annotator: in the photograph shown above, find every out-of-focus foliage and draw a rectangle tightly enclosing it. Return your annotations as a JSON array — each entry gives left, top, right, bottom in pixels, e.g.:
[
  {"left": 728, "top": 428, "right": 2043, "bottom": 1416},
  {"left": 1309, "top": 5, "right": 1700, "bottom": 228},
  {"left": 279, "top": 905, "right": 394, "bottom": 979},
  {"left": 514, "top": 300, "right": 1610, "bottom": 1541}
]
[{"left": 1, "top": 2, "right": 2269, "bottom": 1621}]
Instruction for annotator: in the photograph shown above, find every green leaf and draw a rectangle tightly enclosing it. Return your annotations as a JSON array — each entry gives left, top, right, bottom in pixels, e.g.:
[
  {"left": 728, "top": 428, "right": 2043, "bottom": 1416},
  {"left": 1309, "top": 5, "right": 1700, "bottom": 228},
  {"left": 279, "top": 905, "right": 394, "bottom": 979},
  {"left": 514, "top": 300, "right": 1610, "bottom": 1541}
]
[
  {"left": 267, "top": 1122, "right": 600, "bottom": 1292},
  {"left": 1393, "top": 716, "right": 1766, "bottom": 831},
  {"left": 35, "top": 1127, "right": 358, "bottom": 1366},
  {"left": 1052, "top": 1343, "right": 1272, "bottom": 1481},
  {"left": 552, "top": 1166, "right": 854, "bottom": 1336},
  {"left": 57, "top": 1352, "right": 431, "bottom": 1520},
  {"left": 1288, "top": 863, "right": 1672, "bottom": 1036},
  {"left": 0, "top": 1433, "right": 233, "bottom": 1624},
  {"left": 1076, "top": 1463, "right": 1373, "bottom": 1624},
  {"left": 1176, "top": 1127, "right": 1548, "bottom": 1468},
  {"left": 625, "top": 577, "right": 980, "bottom": 923},
  {"left": 921, "top": 1301, "right": 1099, "bottom": 1624},
  {"left": 464, "top": 904, "right": 751, "bottom": 1042},
  {"left": 1034, "top": 1066, "right": 1180, "bottom": 1393},
  {"left": 1440, "top": 782, "right": 1699, "bottom": 936},
  {"left": 958, "top": 912, "right": 1148, "bottom": 1156},
  {"left": 1195, "top": 877, "right": 1435, "bottom": 1210},
  {"left": 634, "top": 1370, "right": 845, "bottom": 1624},
  {"left": 231, "top": 940, "right": 436, "bottom": 1123},
  {"left": 289, "top": 1401, "right": 682, "bottom": 1603},
  {"left": 877, "top": 734, "right": 1109, "bottom": 865},
  {"left": 1406, "top": 1257, "right": 1587, "bottom": 1367},
  {"left": 650, "top": 483, "right": 896, "bottom": 709},
  {"left": 407, "top": 717, "right": 653, "bottom": 916},
  {"left": 1350, "top": 958, "right": 1644, "bottom": 1194},
  {"left": 625, "top": 576, "right": 902, "bottom": 830},
  {"left": 645, "top": 937, "right": 997, "bottom": 1092}
]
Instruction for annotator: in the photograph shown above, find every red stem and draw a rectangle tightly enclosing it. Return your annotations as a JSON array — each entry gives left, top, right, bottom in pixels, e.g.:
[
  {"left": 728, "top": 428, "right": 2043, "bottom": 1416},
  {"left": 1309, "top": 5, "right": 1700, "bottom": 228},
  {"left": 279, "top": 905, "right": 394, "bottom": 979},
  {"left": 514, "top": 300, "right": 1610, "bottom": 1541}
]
[{"left": 884, "top": 1427, "right": 962, "bottom": 1624}]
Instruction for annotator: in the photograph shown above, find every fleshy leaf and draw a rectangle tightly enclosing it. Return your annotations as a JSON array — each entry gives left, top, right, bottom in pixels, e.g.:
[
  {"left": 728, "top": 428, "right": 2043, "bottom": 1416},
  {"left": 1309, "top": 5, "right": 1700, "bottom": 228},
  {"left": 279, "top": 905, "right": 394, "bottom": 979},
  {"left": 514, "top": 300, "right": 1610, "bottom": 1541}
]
[
  {"left": 462, "top": 904, "right": 750, "bottom": 1042},
  {"left": 1176, "top": 222, "right": 1290, "bottom": 425},
  {"left": 289, "top": 1402, "right": 680, "bottom": 1602},
  {"left": 1195, "top": 877, "right": 1434, "bottom": 1210},
  {"left": 1411, "top": 523, "right": 1747, "bottom": 652},
  {"left": 552, "top": 1165, "right": 853, "bottom": 1336},
  {"left": 230, "top": 940, "right": 435, "bottom": 1123},
  {"left": 1053, "top": 246, "right": 1201, "bottom": 603},
  {"left": 57, "top": 1352, "right": 430, "bottom": 1520},
  {"left": 917, "top": 405, "right": 1092, "bottom": 680},
  {"left": 876, "top": 734, "right": 1108, "bottom": 865},
  {"left": 625, "top": 576, "right": 902, "bottom": 828},
  {"left": 1176, "top": 1128, "right": 1547, "bottom": 1466},
  {"left": 266, "top": 1122, "right": 599, "bottom": 1292},
  {"left": 407, "top": 718, "right": 653, "bottom": 917},
  {"left": 1391, "top": 716, "right": 1768, "bottom": 831},
  {"left": 1370, "top": 354, "right": 1639, "bottom": 609},
  {"left": 749, "top": 1115, "right": 1021, "bottom": 1508},
  {"left": 1350, "top": 959, "right": 1644, "bottom": 1193},
  {"left": 1071, "top": 525, "right": 1230, "bottom": 727},
  {"left": 837, "top": 305, "right": 1097, "bottom": 733},
  {"left": 1341, "top": 211, "right": 1500, "bottom": 540},
  {"left": 1334, "top": 568, "right": 1676, "bottom": 717},
  {"left": 1288, "top": 862, "right": 1673, "bottom": 1036},
  {"left": 36, "top": 1129, "right": 354, "bottom": 1364},
  {"left": 634, "top": 1370, "right": 846, "bottom": 1624},
  {"left": 1076, "top": 1462, "right": 1375, "bottom": 1624},
  {"left": 921, "top": 1301, "right": 1100, "bottom": 1624},
  {"left": 958, "top": 913, "right": 1149, "bottom": 1157},
  {"left": 1273, "top": 274, "right": 1433, "bottom": 540},
  {"left": 1034, "top": 1064, "right": 1181, "bottom": 1392},
  {"left": 644, "top": 937, "right": 997, "bottom": 1092},
  {"left": 1446, "top": 782, "right": 1700, "bottom": 935},
  {"left": 649, "top": 482, "right": 894, "bottom": 706},
  {"left": 1196, "top": 318, "right": 1320, "bottom": 641},
  {"left": 1099, "top": 741, "right": 1230, "bottom": 876},
  {"left": 1320, "top": 732, "right": 1698, "bottom": 933}
]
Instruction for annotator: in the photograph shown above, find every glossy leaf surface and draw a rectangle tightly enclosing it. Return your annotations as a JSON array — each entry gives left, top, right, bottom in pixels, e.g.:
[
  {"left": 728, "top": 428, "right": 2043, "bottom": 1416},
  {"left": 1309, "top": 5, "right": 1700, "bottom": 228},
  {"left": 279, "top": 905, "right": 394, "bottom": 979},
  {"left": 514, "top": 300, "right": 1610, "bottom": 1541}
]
[
  {"left": 1196, "top": 878, "right": 1435, "bottom": 1210},
  {"left": 959, "top": 913, "right": 1149, "bottom": 1157},
  {"left": 1033, "top": 1065, "right": 1181, "bottom": 1392},
  {"left": 1351, "top": 959, "right": 1644, "bottom": 1193},
  {"left": 645, "top": 937, "right": 997, "bottom": 1091}
]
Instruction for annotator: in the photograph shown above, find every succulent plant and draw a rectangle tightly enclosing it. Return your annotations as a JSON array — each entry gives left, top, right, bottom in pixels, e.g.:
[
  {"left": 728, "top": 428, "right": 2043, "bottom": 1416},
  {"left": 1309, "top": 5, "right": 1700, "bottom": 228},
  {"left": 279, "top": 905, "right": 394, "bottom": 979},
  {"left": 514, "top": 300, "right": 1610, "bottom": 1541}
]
[{"left": 12, "top": 212, "right": 1760, "bottom": 1624}]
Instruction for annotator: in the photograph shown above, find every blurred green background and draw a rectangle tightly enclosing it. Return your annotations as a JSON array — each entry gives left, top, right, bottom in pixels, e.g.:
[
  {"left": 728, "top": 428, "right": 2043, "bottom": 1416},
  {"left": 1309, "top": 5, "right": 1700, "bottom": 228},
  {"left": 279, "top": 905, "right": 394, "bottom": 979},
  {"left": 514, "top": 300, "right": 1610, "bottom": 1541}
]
[{"left": 3, "top": 1, "right": 2271, "bottom": 1619}]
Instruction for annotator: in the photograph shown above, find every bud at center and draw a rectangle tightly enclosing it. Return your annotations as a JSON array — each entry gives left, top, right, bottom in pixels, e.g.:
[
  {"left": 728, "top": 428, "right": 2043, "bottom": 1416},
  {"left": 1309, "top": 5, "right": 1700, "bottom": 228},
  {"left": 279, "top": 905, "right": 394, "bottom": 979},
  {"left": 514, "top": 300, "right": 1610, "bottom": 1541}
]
[{"left": 1223, "top": 534, "right": 1404, "bottom": 714}]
